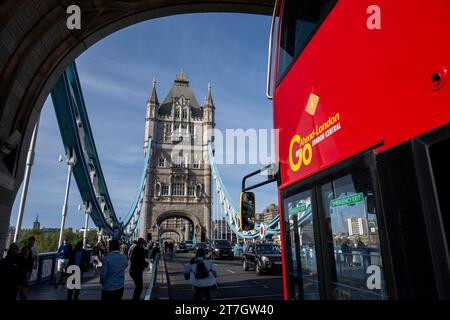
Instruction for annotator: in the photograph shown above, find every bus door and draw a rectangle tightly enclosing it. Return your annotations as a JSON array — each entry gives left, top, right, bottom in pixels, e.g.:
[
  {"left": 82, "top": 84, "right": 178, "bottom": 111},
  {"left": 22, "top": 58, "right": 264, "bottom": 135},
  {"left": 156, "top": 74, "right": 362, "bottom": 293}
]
[{"left": 281, "top": 154, "right": 390, "bottom": 299}]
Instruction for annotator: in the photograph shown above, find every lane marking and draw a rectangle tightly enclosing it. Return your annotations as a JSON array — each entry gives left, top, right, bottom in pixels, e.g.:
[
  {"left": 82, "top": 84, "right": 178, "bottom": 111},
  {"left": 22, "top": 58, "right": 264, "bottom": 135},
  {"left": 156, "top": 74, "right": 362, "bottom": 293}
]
[{"left": 227, "top": 269, "right": 235, "bottom": 274}]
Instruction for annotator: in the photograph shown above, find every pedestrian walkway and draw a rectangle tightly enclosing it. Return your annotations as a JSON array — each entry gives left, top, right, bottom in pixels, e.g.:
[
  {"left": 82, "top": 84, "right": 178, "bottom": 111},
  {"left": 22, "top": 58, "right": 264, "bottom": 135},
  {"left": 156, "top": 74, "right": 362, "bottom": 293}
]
[{"left": 27, "top": 266, "right": 152, "bottom": 300}]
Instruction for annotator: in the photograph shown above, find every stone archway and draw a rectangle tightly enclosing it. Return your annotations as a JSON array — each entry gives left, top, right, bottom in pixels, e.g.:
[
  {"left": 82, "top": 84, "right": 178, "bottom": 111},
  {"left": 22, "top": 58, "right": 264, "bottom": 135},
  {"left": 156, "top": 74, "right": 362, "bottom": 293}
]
[
  {"left": 153, "top": 211, "right": 204, "bottom": 242},
  {"left": 0, "top": 1, "right": 274, "bottom": 252},
  {"left": 159, "top": 228, "right": 184, "bottom": 242}
]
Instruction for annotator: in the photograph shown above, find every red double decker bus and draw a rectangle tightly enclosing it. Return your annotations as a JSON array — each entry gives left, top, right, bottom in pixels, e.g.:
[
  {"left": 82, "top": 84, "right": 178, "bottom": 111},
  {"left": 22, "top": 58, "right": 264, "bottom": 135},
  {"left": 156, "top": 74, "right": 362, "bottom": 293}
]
[{"left": 242, "top": 0, "right": 450, "bottom": 300}]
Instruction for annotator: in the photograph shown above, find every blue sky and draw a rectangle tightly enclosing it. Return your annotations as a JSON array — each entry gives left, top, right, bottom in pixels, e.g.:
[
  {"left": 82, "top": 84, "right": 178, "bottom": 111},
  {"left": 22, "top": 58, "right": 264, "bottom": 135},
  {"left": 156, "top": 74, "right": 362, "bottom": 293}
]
[{"left": 10, "top": 13, "right": 277, "bottom": 230}]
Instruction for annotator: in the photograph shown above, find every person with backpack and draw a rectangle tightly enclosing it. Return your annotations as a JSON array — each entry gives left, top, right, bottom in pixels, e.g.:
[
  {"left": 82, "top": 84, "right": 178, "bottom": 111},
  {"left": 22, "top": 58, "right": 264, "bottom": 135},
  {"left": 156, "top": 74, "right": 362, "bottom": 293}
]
[{"left": 183, "top": 248, "right": 217, "bottom": 300}]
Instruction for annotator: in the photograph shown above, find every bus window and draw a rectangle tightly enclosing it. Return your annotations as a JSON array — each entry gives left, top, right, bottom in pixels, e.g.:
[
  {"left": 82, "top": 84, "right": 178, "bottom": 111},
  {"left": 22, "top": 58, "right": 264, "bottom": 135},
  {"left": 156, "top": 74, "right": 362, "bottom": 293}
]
[
  {"left": 282, "top": 189, "right": 320, "bottom": 299},
  {"left": 320, "top": 169, "right": 387, "bottom": 299},
  {"left": 277, "top": 0, "right": 336, "bottom": 83}
]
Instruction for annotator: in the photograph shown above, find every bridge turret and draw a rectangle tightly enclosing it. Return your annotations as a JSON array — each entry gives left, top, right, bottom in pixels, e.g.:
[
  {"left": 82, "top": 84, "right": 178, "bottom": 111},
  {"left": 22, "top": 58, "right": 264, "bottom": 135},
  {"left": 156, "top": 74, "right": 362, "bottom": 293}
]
[
  {"left": 202, "top": 82, "right": 215, "bottom": 240},
  {"left": 144, "top": 78, "right": 159, "bottom": 156},
  {"left": 203, "top": 82, "right": 215, "bottom": 126}
]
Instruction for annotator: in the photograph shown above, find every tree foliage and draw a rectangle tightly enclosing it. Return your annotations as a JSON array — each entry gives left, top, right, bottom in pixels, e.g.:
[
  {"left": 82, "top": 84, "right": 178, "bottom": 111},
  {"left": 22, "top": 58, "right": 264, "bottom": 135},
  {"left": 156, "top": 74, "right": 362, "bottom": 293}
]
[{"left": 18, "top": 229, "right": 98, "bottom": 252}]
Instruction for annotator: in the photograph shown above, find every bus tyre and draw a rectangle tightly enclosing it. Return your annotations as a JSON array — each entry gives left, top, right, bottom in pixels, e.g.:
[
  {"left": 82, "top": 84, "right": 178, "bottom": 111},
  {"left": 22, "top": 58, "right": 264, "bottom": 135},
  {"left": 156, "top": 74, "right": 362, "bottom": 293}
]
[
  {"left": 256, "top": 263, "right": 262, "bottom": 275},
  {"left": 243, "top": 259, "right": 249, "bottom": 271}
]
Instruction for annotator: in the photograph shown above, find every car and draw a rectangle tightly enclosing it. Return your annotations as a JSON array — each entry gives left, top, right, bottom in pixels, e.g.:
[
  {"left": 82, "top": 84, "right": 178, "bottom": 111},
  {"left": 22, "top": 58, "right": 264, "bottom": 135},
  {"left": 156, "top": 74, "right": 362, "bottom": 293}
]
[
  {"left": 176, "top": 242, "right": 188, "bottom": 253},
  {"left": 243, "top": 243, "right": 282, "bottom": 275},
  {"left": 184, "top": 240, "right": 194, "bottom": 251},
  {"left": 193, "top": 242, "right": 209, "bottom": 254},
  {"left": 209, "top": 239, "right": 234, "bottom": 260}
]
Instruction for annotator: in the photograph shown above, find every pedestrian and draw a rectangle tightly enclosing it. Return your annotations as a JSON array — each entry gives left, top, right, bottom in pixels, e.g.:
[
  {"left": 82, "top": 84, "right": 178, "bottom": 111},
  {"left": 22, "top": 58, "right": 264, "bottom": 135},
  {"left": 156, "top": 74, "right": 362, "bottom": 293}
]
[
  {"left": 128, "top": 240, "right": 138, "bottom": 260},
  {"left": 99, "top": 240, "right": 128, "bottom": 300},
  {"left": 67, "top": 241, "right": 89, "bottom": 300},
  {"left": 17, "top": 245, "right": 35, "bottom": 300},
  {"left": 341, "top": 239, "right": 352, "bottom": 267},
  {"left": 92, "top": 242, "right": 105, "bottom": 273},
  {"left": 119, "top": 240, "right": 127, "bottom": 255},
  {"left": 55, "top": 239, "right": 72, "bottom": 286},
  {"left": 184, "top": 248, "right": 217, "bottom": 300},
  {"left": 169, "top": 242, "right": 174, "bottom": 258},
  {"left": 148, "top": 243, "right": 160, "bottom": 273},
  {"left": 129, "top": 238, "right": 146, "bottom": 300},
  {"left": 0, "top": 243, "right": 21, "bottom": 300},
  {"left": 27, "top": 236, "right": 39, "bottom": 271}
]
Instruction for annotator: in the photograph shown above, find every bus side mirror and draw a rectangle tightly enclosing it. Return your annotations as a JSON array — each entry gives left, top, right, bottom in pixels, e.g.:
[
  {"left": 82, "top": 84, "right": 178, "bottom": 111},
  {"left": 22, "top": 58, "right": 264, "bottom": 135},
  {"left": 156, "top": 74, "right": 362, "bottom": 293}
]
[{"left": 240, "top": 191, "right": 256, "bottom": 231}]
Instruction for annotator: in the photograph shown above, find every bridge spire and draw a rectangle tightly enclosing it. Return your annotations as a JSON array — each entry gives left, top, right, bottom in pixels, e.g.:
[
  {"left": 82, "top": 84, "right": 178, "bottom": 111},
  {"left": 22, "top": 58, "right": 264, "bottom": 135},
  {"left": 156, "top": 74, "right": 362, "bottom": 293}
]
[
  {"left": 204, "top": 81, "right": 214, "bottom": 107},
  {"left": 148, "top": 77, "right": 158, "bottom": 104},
  {"left": 175, "top": 67, "right": 188, "bottom": 83}
]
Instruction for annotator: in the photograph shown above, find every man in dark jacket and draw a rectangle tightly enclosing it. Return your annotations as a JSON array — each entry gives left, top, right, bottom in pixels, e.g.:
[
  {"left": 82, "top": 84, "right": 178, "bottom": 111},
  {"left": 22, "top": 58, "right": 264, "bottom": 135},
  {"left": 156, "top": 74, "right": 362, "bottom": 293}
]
[
  {"left": 129, "top": 238, "right": 146, "bottom": 300},
  {"left": 0, "top": 243, "right": 21, "bottom": 300},
  {"left": 66, "top": 241, "right": 90, "bottom": 300}
]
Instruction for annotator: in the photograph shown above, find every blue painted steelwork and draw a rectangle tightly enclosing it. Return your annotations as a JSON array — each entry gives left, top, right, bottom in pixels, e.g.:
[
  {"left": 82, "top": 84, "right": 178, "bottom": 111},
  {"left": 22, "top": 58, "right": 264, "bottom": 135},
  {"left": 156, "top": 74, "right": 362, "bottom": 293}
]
[
  {"left": 208, "top": 143, "right": 280, "bottom": 239},
  {"left": 122, "top": 140, "right": 152, "bottom": 237},
  {"left": 51, "top": 62, "right": 151, "bottom": 237},
  {"left": 50, "top": 62, "right": 279, "bottom": 240},
  {"left": 144, "top": 253, "right": 159, "bottom": 300}
]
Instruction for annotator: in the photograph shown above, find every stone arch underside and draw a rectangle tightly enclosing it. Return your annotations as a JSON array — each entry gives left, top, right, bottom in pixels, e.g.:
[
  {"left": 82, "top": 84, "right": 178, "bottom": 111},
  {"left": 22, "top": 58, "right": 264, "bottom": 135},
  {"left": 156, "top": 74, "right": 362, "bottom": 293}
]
[
  {"left": 0, "top": 0, "right": 273, "bottom": 253},
  {"left": 159, "top": 228, "right": 184, "bottom": 242}
]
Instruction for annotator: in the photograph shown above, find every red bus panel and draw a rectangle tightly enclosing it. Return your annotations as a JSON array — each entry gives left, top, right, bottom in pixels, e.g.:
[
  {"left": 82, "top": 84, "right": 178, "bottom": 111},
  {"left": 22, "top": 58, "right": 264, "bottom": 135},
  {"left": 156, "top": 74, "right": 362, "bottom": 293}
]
[{"left": 274, "top": 0, "right": 450, "bottom": 189}]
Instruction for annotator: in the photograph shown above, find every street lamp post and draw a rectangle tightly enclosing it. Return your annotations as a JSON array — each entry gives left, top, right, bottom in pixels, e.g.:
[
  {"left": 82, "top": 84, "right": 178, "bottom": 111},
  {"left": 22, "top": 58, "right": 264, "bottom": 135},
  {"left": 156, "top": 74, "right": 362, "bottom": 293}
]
[
  {"left": 58, "top": 151, "right": 76, "bottom": 248},
  {"left": 13, "top": 120, "right": 39, "bottom": 243},
  {"left": 81, "top": 202, "right": 91, "bottom": 249}
]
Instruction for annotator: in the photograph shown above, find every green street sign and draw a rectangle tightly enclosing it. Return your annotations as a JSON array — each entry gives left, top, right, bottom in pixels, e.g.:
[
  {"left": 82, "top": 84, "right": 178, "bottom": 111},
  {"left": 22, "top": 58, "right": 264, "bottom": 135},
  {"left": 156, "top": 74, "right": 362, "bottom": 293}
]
[
  {"left": 330, "top": 193, "right": 364, "bottom": 208},
  {"left": 289, "top": 204, "right": 307, "bottom": 216}
]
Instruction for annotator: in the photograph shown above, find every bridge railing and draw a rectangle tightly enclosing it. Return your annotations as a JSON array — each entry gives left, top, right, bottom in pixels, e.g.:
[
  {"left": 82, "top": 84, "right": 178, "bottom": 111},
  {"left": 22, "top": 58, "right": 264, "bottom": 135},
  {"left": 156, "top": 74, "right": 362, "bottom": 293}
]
[
  {"left": 144, "top": 253, "right": 160, "bottom": 300},
  {"left": 28, "top": 252, "right": 57, "bottom": 286},
  {"left": 28, "top": 249, "right": 93, "bottom": 286}
]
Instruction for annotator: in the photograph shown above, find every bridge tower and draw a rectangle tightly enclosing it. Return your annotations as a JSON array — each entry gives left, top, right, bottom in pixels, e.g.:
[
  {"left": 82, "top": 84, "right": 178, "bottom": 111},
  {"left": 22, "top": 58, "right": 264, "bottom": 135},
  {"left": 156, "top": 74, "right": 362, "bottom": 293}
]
[{"left": 140, "top": 71, "right": 214, "bottom": 243}]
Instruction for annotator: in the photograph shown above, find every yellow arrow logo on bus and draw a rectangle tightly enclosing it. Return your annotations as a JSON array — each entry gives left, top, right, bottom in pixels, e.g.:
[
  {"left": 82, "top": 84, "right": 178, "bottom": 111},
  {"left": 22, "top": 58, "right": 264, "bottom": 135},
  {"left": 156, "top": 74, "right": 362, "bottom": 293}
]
[{"left": 305, "top": 93, "right": 319, "bottom": 116}]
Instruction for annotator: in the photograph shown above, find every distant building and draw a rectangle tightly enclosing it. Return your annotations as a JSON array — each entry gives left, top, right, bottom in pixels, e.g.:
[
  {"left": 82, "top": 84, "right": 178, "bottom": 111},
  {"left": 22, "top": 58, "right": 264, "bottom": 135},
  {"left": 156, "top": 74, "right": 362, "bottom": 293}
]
[
  {"left": 262, "top": 204, "right": 278, "bottom": 223},
  {"left": 41, "top": 227, "right": 59, "bottom": 233},
  {"left": 255, "top": 213, "right": 265, "bottom": 223},
  {"left": 346, "top": 217, "right": 367, "bottom": 236},
  {"left": 32, "top": 214, "right": 40, "bottom": 230},
  {"left": 301, "top": 224, "right": 315, "bottom": 246},
  {"left": 212, "top": 219, "right": 233, "bottom": 241},
  {"left": 77, "top": 227, "right": 96, "bottom": 233}
]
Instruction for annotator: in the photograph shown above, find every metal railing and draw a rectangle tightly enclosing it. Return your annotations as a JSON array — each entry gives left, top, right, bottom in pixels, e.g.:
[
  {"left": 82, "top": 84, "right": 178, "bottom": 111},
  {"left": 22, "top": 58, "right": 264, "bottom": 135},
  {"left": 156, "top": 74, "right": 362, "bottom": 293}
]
[
  {"left": 28, "top": 249, "right": 93, "bottom": 286},
  {"left": 28, "top": 252, "right": 57, "bottom": 286},
  {"left": 144, "top": 253, "right": 160, "bottom": 300}
]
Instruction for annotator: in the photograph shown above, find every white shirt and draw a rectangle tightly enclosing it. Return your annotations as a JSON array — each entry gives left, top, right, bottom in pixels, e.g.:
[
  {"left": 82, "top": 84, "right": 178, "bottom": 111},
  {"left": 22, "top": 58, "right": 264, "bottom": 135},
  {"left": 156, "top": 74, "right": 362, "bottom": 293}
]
[
  {"left": 184, "top": 258, "right": 217, "bottom": 287},
  {"left": 31, "top": 246, "right": 39, "bottom": 268}
]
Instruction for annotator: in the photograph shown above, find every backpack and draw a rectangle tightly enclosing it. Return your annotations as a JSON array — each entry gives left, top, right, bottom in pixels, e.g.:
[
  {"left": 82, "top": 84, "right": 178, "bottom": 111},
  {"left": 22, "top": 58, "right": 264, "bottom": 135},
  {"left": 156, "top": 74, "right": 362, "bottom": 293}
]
[{"left": 195, "top": 258, "right": 210, "bottom": 279}]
